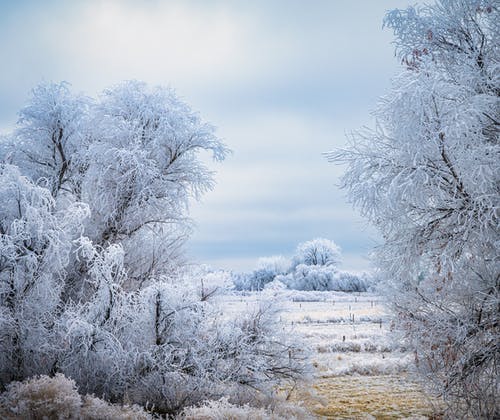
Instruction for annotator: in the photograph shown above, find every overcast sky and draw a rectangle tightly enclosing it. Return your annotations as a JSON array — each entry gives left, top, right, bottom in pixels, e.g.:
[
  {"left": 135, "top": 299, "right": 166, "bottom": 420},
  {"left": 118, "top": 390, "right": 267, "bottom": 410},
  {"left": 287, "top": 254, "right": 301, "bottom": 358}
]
[{"left": 0, "top": 0, "right": 411, "bottom": 272}]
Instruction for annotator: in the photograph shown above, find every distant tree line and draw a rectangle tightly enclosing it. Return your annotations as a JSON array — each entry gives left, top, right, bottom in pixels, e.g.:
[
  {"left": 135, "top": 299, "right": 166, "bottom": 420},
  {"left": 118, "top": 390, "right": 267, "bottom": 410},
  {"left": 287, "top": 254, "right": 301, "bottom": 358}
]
[{"left": 233, "top": 238, "right": 373, "bottom": 292}]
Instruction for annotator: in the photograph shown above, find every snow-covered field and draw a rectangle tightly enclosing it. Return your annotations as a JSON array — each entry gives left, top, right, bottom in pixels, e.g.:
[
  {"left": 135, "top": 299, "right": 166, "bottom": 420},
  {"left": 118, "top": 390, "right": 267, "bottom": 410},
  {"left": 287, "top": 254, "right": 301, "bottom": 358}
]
[{"left": 218, "top": 290, "right": 436, "bottom": 419}]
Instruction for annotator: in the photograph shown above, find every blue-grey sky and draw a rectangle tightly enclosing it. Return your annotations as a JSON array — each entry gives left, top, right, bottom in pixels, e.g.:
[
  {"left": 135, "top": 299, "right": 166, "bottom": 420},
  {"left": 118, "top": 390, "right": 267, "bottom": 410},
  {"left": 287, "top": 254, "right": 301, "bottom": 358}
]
[{"left": 0, "top": 0, "right": 410, "bottom": 272}]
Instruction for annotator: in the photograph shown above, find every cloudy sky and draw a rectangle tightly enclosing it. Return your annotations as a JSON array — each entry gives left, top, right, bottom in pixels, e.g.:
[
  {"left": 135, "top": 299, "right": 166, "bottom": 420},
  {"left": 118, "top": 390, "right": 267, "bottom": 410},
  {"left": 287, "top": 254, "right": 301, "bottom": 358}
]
[{"left": 0, "top": 0, "right": 410, "bottom": 272}]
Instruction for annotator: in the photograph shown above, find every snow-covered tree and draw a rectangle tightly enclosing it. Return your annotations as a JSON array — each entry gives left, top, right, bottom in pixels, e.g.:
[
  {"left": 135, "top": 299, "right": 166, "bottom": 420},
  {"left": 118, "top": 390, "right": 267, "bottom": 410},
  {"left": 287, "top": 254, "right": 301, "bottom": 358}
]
[
  {"left": 281, "top": 266, "right": 369, "bottom": 292},
  {"left": 329, "top": 1, "right": 499, "bottom": 417},
  {"left": 2, "top": 81, "right": 230, "bottom": 290},
  {"left": 0, "top": 81, "right": 309, "bottom": 415},
  {"left": 82, "top": 81, "right": 229, "bottom": 287},
  {"left": 232, "top": 242, "right": 370, "bottom": 292},
  {"left": 292, "top": 238, "right": 341, "bottom": 268},
  {"left": 234, "top": 256, "right": 290, "bottom": 291}
]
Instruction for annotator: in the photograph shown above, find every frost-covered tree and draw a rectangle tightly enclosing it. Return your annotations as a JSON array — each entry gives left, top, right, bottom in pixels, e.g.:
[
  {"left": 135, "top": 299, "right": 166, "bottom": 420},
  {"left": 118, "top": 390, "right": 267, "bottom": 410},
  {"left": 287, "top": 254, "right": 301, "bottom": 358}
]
[
  {"left": 281, "top": 266, "right": 369, "bottom": 292},
  {"left": 0, "top": 81, "right": 309, "bottom": 415},
  {"left": 82, "top": 81, "right": 229, "bottom": 287},
  {"left": 2, "top": 81, "right": 229, "bottom": 289},
  {"left": 292, "top": 238, "right": 341, "bottom": 268},
  {"left": 330, "top": 1, "right": 499, "bottom": 417},
  {"left": 55, "top": 271, "right": 307, "bottom": 414},
  {"left": 232, "top": 242, "right": 371, "bottom": 292},
  {"left": 233, "top": 256, "right": 290, "bottom": 291}
]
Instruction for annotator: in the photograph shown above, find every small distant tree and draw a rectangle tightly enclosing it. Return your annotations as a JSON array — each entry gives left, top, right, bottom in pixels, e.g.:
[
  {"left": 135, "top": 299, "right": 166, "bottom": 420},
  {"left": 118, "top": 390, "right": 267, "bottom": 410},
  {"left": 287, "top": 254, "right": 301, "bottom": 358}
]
[
  {"left": 330, "top": 1, "right": 499, "bottom": 417},
  {"left": 292, "top": 238, "right": 341, "bottom": 268}
]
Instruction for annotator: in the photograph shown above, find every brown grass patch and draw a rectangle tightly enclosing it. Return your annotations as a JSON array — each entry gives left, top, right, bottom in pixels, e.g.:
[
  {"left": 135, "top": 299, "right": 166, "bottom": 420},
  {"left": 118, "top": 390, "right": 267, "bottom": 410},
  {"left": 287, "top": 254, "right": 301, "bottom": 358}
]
[{"left": 294, "top": 374, "right": 437, "bottom": 419}]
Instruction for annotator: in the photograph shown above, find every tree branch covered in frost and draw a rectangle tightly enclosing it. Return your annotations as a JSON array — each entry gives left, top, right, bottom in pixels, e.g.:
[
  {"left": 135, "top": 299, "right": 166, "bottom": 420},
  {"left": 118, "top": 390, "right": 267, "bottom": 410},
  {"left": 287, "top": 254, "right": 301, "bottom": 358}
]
[
  {"left": 3, "top": 82, "right": 91, "bottom": 198},
  {"left": 329, "top": 1, "right": 499, "bottom": 417},
  {"left": 0, "top": 81, "right": 309, "bottom": 416},
  {"left": 0, "top": 164, "right": 86, "bottom": 384}
]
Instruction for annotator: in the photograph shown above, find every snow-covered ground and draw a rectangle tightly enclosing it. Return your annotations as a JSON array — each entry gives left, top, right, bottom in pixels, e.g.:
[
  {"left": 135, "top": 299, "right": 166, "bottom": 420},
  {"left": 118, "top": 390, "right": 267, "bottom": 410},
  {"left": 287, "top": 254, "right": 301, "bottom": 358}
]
[{"left": 218, "top": 290, "right": 436, "bottom": 419}]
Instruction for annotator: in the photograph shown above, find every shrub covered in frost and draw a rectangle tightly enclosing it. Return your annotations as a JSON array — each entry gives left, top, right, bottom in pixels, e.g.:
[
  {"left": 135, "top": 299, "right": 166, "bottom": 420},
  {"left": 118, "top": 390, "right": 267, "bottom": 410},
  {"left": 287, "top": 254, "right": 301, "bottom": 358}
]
[
  {"left": 331, "top": 270, "right": 371, "bottom": 292},
  {"left": 0, "top": 374, "right": 151, "bottom": 420},
  {"left": 279, "top": 266, "right": 369, "bottom": 292}
]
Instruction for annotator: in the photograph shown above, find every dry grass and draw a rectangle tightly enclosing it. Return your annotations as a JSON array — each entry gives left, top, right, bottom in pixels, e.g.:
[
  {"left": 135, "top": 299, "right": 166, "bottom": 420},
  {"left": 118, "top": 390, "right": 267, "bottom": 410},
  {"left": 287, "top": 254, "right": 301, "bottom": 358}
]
[
  {"left": 293, "top": 374, "right": 436, "bottom": 419},
  {"left": 273, "top": 291, "right": 442, "bottom": 419}
]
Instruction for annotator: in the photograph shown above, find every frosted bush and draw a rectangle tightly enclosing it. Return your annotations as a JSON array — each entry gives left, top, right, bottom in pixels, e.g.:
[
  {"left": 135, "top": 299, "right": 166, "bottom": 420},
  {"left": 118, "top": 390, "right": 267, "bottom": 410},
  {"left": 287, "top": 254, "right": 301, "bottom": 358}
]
[
  {"left": 0, "top": 374, "right": 151, "bottom": 420},
  {"left": 331, "top": 271, "right": 370, "bottom": 292},
  {"left": 82, "top": 395, "right": 152, "bottom": 420},
  {"left": 232, "top": 273, "right": 253, "bottom": 291},
  {"left": 281, "top": 266, "right": 369, "bottom": 292},
  {"left": 57, "top": 278, "right": 309, "bottom": 415},
  {"left": 263, "top": 278, "right": 288, "bottom": 291},
  {"left": 182, "top": 398, "right": 269, "bottom": 420},
  {"left": 0, "top": 374, "right": 82, "bottom": 419},
  {"left": 288, "top": 264, "right": 335, "bottom": 291}
]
